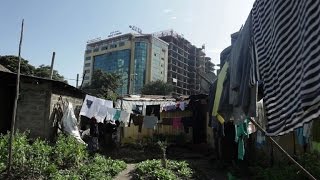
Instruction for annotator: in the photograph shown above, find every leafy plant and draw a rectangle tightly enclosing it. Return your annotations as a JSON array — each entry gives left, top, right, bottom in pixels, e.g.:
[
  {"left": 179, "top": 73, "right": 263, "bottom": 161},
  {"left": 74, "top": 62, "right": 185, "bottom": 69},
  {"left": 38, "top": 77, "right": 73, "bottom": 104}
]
[
  {"left": 249, "top": 152, "right": 320, "bottom": 180},
  {"left": 53, "top": 134, "right": 88, "bottom": 168},
  {"left": 0, "top": 132, "right": 127, "bottom": 179},
  {"left": 134, "top": 159, "right": 193, "bottom": 180},
  {"left": 79, "top": 154, "right": 126, "bottom": 179},
  {"left": 25, "top": 138, "right": 53, "bottom": 178},
  {"left": 141, "top": 80, "right": 174, "bottom": 95}
]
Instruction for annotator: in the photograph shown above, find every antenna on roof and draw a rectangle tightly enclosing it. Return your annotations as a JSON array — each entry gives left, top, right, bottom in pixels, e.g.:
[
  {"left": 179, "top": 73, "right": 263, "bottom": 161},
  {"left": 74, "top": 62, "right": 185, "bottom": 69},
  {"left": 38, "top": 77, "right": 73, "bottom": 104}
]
[
  {"left": 129, "top": 25, "right": 142, "bottom": 34},
  {"left": 108, "top": 30, "right": 122, "bottom": 38}
]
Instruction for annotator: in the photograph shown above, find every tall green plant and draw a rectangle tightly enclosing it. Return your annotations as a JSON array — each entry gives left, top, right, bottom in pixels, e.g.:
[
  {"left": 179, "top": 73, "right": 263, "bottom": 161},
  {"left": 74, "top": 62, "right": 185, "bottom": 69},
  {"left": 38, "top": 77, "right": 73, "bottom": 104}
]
[{"left": 53, "top": 135, "right": 88, "bottom": 168}]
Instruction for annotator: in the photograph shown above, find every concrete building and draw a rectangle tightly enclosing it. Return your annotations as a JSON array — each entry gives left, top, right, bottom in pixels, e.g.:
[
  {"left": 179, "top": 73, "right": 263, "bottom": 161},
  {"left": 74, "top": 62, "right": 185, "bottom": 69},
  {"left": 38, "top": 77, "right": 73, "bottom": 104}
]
[
  {"left": 83, "top": 33, "right": 169, "bottom": 95},
  {"left": 154, "top": 30, "right": 213, "bottom": 95}
]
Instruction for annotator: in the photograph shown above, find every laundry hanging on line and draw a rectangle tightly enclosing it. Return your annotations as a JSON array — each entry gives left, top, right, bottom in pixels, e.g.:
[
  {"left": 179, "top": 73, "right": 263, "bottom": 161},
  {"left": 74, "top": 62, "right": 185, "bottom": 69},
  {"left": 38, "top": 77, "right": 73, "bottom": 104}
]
[
  {"left": 251, "top": 0, "right": 320, "bottom": 136},
  {"left": 80, "top": 95, "right": 113, "bottom": 121}
]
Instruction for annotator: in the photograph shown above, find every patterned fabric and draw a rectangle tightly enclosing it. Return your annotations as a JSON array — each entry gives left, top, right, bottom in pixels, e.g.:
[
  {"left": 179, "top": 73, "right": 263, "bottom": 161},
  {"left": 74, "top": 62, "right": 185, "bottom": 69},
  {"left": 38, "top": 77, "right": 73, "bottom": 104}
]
[{"left": 252, "top": 0, "right": 320, "bottom": 136}]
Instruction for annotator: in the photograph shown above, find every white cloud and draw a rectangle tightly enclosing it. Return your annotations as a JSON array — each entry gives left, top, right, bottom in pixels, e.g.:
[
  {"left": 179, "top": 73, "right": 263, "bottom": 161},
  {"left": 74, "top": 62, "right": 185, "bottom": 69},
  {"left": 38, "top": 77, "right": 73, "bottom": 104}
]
[
  {"left": 170, "top": 16, "right": 177, "bottom": 20},
  {"left": 163, "top": 9, "right": 173, "bottom": 14}
]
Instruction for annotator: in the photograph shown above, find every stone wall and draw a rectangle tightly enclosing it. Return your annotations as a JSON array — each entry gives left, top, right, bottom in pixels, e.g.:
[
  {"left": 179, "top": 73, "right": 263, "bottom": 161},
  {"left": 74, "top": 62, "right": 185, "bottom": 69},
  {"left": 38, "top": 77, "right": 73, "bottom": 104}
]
[{"left": 16, "top": 82, "right": 51, "bottom": 138}]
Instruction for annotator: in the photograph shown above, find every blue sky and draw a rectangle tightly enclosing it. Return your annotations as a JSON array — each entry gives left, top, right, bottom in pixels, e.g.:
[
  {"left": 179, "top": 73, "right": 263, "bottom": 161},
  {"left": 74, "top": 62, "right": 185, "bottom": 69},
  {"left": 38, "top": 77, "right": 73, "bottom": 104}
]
[{"left": 0, "top": 0, "right": 254, "bottom": 86}]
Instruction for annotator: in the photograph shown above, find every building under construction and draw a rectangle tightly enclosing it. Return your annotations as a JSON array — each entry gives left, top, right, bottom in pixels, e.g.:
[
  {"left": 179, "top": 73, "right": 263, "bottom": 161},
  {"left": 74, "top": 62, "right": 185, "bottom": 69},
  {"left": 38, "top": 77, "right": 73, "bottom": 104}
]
[{"left": 154, "top": 30, "right": 215, "bottom": 95}]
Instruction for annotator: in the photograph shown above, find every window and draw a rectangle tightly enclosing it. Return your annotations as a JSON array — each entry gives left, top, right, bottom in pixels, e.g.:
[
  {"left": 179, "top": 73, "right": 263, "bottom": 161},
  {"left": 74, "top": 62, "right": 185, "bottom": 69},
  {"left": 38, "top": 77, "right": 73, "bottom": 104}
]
[
  {"left": 84, "top": 76, "right": 90, "bottom": 80},
  {"left": 161, "top": 57, "right": 164, "bottom": 60},
  {"left": 110, "top": 44, "right": 117, "bottom": 48},
  {"left": 84, "top": 70, "right": 90, "bottom": 74},
  {"left": 85, "top": 63, "right": 90, "bottom": 67},
  {"left": 93, "top": 48, "right": 99, "bottom": 52},
  {"left": 119, "top": 42, "right": 125, "bottom": 46},
  {"left": 93, "top": 49, "right": 131, "bottom": 95},
  {"left": 154, "top": 53, "right": 157, "bottom": 56},
  {"left": 101, "top": 46, "right": 108, "bottom": 50},
  {"left": 85, "top": 50, "right": 92, "bottom": 54},
  {"left": 85, "top": 56, "right": 91, "bottom": 61}
]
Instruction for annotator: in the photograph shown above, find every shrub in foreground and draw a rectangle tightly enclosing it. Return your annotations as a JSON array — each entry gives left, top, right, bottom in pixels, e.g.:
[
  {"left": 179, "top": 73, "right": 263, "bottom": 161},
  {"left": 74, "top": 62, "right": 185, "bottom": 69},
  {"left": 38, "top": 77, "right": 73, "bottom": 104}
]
[
  {"left": 134, "top": 159, "right": 193, "bottom": 180},
  {"left": 0, "top": 132, "right": 126, "bottom": 179}
]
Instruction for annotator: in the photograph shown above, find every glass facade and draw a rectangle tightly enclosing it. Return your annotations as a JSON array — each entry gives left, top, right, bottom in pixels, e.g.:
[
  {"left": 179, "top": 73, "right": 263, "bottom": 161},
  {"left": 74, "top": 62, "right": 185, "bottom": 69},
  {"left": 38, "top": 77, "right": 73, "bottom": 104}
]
[
  {"left": 151, "top": 45, "right": 163, "bottom": 81},
  {"left": 134, "top": 42, "right": 148, "bottom": 94},
  {"left": 93, "top": 49, "right": 131, "bottom": 94}
]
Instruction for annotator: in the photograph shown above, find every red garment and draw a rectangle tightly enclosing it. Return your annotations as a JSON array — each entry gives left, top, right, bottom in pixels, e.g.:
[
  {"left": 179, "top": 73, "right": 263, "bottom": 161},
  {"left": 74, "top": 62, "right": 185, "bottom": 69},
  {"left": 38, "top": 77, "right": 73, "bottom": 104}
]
[{"left": 172, "top": 117, "right": 182, "bottom": 129}]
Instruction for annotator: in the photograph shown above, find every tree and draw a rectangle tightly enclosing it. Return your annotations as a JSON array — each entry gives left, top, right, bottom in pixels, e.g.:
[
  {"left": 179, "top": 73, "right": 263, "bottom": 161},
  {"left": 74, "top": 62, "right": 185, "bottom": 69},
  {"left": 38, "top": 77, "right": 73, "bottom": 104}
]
[
  {"left": 141, "top": 80, "right": 173, "bottom": 95},
  {"left": 0, "top": 55, "right": 35, "bottom": 75},
  {"left": 0, "top": 55, "right": 66, "bottom": 82},
  {"left": 82, "top": 70, "right": 121, "bottom": 101},
  {"left": 34, "top": 64, "right": 65, "bottom": 81}
]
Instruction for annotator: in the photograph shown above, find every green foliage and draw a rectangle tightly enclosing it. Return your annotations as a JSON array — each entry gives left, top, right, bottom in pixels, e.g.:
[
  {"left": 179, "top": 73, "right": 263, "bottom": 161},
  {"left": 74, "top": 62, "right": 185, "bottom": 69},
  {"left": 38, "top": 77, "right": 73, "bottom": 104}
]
[
  {"left": 26, "top": 139, "right": 53, "bottom": 178},
  {"left": 141, "top": 80, "right": 174, "bottom": 95},
  {"left": 0, "top": 132, "right": 126, "bottom": 179},
  {"left": 34, "top": 64, "right": 66, "bottom": 82},
  {"left": 49, "top": 169, "right": 82, "bottom": 180},
  {"left": 0, "top": 132, "right": 53, "bottom": 179},
  {"left": 53, "top": 134, "right": 88, "bottom": 168},
  {"left": 82, "top": 70, "right": 121, "bottom": 100},
  {"left": 150, "top": 169, "right": 177, "bottom": 180},
  {"left": 167, "top": 160, "right": 193, "bottom": 178},
  {"left": 134, "top": 159, "right": 193, "bottom": 180},
  {"left": 0, "top": 55, "right": 35, "bottom": 75},
  {"left": 250, "top": 152, "right": 320, "bottom": 180},
  {"left": 0, "top": 55, "right": 66, "bottom": 82},
  {"left": 79, "top": 155, "right": 126, "bottom": 179}
]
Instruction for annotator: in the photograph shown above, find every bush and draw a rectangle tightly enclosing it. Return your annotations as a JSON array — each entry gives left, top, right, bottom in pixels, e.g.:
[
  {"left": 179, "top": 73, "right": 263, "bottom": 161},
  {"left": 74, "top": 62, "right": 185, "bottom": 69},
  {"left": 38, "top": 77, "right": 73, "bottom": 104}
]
[
  {"left": 0, "top": 132, "right": 31, "bottom": 178},
  {"left": 79, "top": 154, "right": 126, "bottom": 179},
  {"left": 53, "top": 134, "right": 88, "bottom": 168},
  {"left": 26, "top": 138, "right": 53, "bottom": 178},
  {"left": 250, "top": 152, "right": 320, "bottom": 180},
  {"left": 134, "top": 159, "right": 193, "bottom": 180},
  {"left": 49, "top": 169, "right": 82, "bottom": 180},
  {"left": 0, "top": 132, "right": 126, "bottom": 179}
]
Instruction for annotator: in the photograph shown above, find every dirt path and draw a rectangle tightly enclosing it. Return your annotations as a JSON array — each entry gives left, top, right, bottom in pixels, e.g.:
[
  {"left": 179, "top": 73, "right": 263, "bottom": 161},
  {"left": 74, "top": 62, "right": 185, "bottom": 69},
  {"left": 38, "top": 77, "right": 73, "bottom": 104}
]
[{"left": 114, "top": 163, "right": 136, "bottom": 180}]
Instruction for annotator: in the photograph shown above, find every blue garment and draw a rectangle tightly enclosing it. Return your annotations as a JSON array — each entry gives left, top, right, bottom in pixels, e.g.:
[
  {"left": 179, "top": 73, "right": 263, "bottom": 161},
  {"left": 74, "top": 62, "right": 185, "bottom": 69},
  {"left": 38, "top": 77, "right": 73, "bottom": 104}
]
[
  {"left": 295, "top": 122, "right": 313, "bottom": 146},
  {"left": 235, "top": 119, "right": 249, "bottom": 160},
  {"left": 256, "top": 130, "right": 265, "bottom": 149},
  {"left": 296, "top": 127, "right": 305, "bottom": 146}
]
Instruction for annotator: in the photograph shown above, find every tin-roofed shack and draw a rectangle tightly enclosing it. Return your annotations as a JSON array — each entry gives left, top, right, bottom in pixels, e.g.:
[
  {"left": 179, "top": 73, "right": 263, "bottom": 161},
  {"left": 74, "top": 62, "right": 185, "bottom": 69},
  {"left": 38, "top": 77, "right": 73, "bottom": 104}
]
[{"left": 0, "top": 70, "right": 85, "bottom": 139}]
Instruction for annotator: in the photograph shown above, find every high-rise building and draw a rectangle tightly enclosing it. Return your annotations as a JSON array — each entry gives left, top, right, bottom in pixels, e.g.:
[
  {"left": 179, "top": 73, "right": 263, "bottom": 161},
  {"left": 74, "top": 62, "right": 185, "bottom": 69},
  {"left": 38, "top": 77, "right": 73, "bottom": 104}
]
[
  {"left": 154, "top": 30, "right": 213, "bottom": 95},
  {"left": 83, "top": 33, "right": 168, "bottom": 95}
]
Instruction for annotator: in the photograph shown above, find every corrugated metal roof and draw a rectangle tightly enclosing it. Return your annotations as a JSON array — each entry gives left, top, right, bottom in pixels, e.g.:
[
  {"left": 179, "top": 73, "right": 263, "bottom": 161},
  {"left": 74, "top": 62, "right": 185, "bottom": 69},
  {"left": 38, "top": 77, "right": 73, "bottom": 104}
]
[{"left": 0, "top": 64, "right": 11, "bottom": 72}]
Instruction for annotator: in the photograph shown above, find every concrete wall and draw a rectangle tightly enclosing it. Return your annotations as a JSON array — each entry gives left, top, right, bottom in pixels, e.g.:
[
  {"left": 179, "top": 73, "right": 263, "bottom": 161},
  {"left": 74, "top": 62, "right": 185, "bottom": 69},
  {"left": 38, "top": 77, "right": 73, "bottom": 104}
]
[
  {"left": 16, "top": 82, "right": 51, "bottom": 138},
  {"left": 50, "top": 93, "right": 83, "bottom": 119},
  {"left": 14, "top": 81, "right": 84, "bottom": 139}
]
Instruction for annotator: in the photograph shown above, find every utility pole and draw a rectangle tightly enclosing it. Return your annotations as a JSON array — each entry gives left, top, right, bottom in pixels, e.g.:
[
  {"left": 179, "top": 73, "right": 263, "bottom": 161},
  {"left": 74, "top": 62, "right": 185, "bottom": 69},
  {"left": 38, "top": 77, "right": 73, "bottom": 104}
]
[
  {"left": 50, "top": 52, "right": 56, "bottom": 79},
  {"left": 76, "top": 74, "right": 79, "bottom": 88},
  {"left": 79, "top": 73, "right": 85, "bottom": 89},
  {"left": 7, "top": 19, "right": 24, "bottom": 177}
]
